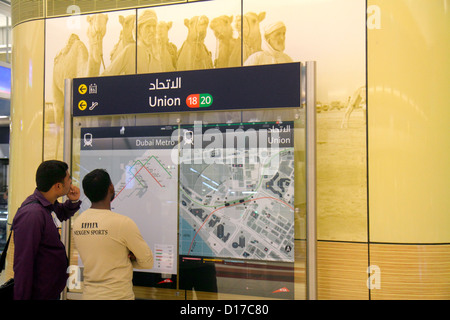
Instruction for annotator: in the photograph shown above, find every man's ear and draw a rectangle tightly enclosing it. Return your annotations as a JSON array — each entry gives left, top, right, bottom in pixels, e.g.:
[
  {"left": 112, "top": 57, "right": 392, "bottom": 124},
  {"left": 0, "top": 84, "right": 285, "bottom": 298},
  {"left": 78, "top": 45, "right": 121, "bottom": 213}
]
[
  {"left": 109, "top": 183, "right": 115, "bottom": 202},
  {"left": 53, "top": 182, "right": 62, "bottom": 192},
  {"left": 50, "top": 182, "right": 64, "bottom": 199}
]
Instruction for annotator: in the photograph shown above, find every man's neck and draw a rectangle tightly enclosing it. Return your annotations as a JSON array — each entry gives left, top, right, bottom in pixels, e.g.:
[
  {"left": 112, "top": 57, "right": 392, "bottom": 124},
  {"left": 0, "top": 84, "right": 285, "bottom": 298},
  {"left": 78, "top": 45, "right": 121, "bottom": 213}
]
[
  {"left": 91, "top": 201, "right": 111, "bottom": 210},
  {"left": 39, "top": 190, "right": 58, "bottom": 204}
]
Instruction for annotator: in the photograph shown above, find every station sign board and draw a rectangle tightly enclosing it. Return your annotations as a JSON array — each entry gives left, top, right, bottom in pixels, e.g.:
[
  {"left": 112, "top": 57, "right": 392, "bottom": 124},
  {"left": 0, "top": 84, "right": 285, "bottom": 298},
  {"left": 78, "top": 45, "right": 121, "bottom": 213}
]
[{"left": 72, "top": 62, "right": 301, "bottom": 117}]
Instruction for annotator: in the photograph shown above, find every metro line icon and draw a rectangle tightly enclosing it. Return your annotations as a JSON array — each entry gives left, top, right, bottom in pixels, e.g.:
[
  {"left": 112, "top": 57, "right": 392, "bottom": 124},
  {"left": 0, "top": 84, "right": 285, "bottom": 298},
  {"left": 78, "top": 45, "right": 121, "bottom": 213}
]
[{"left": 186, "top": 93, "right": 213, "bottom": 108}]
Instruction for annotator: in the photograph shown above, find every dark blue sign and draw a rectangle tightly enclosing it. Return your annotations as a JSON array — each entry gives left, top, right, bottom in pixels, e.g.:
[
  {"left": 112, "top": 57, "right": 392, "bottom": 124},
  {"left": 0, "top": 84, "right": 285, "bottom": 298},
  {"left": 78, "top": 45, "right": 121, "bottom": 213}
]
[{"left": 72, "top": 62, "right": 301, "bottom": 117}]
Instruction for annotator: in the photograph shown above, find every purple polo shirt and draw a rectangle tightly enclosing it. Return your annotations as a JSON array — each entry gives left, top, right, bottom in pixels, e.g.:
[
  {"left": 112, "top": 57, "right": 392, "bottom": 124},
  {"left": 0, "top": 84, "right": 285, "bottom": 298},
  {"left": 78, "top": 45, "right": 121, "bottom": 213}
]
[{"left": 12, "top": 189, "right": 81, "bottom": 300}]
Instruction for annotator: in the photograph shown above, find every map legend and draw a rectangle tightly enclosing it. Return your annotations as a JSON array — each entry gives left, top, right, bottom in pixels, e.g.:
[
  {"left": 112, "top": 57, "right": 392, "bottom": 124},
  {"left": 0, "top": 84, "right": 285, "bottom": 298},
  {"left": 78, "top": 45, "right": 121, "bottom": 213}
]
[{"left": 154, "top": 244, "right": 175, "bottom": 273}]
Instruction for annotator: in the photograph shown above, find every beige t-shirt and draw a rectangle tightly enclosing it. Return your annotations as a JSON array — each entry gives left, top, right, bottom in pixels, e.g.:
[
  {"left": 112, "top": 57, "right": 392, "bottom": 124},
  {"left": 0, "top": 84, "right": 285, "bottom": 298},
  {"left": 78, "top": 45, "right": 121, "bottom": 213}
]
[{"left": 72, "top": 208, "right": 153, "bottom": 300}]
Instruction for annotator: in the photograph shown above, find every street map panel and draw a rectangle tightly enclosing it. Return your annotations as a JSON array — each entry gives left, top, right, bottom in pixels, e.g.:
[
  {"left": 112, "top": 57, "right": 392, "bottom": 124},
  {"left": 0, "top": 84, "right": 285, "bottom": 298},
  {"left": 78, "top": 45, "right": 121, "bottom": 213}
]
[{"left": 178, "top": 122, "right": 295, "bottom": 262}]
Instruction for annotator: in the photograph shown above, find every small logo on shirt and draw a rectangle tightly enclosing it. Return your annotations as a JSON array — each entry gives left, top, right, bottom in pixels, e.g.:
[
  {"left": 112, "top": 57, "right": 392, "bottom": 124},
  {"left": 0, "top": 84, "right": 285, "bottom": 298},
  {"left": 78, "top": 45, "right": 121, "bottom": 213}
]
[
  {"left": 81, "top": 222, "right": 98, "bottom": 228},
  {"left": 74, "top": 221, "right": 108, "bottom": 236}
]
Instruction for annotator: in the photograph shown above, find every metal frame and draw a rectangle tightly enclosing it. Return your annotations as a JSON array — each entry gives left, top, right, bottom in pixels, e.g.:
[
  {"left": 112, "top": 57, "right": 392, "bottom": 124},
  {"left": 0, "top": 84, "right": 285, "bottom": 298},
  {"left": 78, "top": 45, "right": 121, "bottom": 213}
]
[
  {"left": 61, "top": 78, "right": 73, "bottom": 300},
  {"left": 305, "top": 61, "right": 317, "bottom": 300}
]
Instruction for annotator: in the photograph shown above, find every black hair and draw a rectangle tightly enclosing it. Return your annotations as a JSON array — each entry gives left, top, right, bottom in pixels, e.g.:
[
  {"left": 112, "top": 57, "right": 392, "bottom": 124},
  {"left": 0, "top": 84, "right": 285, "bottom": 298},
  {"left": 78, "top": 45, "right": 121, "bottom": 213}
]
[
  {"left": 82, "top": 169, "right": 112, "bottom": 203},
  {"left": 36, "top": 160, "right": 69, "bottom": 192}
]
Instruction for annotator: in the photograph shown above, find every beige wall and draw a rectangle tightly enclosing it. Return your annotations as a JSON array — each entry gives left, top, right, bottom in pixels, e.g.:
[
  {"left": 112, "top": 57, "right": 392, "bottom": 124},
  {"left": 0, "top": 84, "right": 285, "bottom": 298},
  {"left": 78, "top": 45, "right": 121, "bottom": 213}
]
[
  {"left": 368, "top": 0, "right": 450, "bottom": 244},
  {"left": 318, "top": 0, "right": 450, "bottom": 300},
  {"left": 364, "top": 0, "right": 450, "bottom": 300}
]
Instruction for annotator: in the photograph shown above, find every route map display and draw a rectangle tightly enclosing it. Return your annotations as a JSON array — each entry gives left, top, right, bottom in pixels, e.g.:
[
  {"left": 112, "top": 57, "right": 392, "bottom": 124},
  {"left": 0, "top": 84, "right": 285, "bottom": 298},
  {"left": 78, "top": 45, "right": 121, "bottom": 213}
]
[
  {"left": 79, "top": 120, "right": 295, "bottom": 279},
  {"left": 79, "top": 125, "right": 179, "bottom": 275},
  {"left": 178, "top": 122, "right": 295, "bottom": 262}
]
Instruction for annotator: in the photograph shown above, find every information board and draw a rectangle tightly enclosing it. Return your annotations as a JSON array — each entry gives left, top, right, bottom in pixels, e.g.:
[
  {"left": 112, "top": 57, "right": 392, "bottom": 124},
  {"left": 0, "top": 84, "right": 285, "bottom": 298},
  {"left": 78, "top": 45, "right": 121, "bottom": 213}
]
[{"left": 73, "top": 63, "right": 302, "bottom": 282}]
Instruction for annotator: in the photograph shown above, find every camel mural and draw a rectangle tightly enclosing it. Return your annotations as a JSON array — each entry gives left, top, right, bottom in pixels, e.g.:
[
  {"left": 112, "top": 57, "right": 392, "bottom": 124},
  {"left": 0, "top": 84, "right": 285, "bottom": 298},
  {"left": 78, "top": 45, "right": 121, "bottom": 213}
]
[
  {"left": 210, "top": 15, "right": 240, "bottom": 68},
  {"left": 110, "top": 14, "right": 136, "bottom": 64},
  {"left": 341, "top": 86, "right": 366, "bottom": 128},
  {"left": 236, "top": 12, "right": 266, "bottom": 65},
  {"left": 177, "top": 15, "right": 213, "bottom": 71},
  {"left": 208, "top": 11, "right": 265, "bottom": 68},
  {"left": 47, "top": 8, "right": 290, "bottom": 147},
  {"left": 155, "top": 21, "right": 178, "bottom": 72},
  {"left": 244, "top": 21, "right": 293, "bottom": 66},
  {"left": 51, "top": 13, "right": 108, "bottom": 157}
]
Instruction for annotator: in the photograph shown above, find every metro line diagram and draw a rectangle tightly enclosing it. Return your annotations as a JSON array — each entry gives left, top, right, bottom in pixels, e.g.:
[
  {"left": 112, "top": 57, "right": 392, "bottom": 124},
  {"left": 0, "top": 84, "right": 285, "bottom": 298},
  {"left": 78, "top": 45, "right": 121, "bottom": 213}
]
[
  {"left": 107, "top": 148, "right": 179, "bottom": 274},
  {"left": 113, "top": 153, "right": 174, "bottom": 201}
]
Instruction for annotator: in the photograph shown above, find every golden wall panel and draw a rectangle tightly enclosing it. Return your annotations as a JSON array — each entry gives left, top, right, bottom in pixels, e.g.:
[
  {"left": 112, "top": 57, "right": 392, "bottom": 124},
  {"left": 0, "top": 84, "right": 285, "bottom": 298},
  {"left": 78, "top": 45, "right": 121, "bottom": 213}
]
[
  {"left": 367, "top": 1, "right": 450, "bottom": 243},
  {"left": 6, "top": 19, "right": 45, "bottom": 278},
  {"left": 9, "top": 20, "right": 45, "bottom": 216},
  {"left": 369, "top": 244, "right": 450, "bottom": 300},
  {"left": 317, "top": 241, "right": 369, "bottom": 300}
]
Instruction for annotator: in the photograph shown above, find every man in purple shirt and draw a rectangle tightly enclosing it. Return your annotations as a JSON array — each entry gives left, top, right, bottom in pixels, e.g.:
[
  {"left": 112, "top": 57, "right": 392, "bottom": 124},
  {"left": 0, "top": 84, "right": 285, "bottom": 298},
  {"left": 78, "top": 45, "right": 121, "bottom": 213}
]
[{"left": 12, "top": 160, "right": 81, "bottom": 300}]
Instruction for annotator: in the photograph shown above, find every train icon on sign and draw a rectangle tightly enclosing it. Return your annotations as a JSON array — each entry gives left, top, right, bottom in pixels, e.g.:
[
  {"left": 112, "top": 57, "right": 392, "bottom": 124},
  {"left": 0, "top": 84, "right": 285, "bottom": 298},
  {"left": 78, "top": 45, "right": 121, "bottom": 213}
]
[{"left": 83, "top": 133, "right": 93, "bottom": 147}]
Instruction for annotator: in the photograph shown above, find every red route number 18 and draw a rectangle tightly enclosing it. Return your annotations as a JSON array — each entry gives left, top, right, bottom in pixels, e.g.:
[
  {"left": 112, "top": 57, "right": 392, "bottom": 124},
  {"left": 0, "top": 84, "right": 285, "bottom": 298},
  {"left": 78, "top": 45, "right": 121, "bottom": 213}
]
[{"left": 186, "top": 93, "right": 213, "bottom": 108}]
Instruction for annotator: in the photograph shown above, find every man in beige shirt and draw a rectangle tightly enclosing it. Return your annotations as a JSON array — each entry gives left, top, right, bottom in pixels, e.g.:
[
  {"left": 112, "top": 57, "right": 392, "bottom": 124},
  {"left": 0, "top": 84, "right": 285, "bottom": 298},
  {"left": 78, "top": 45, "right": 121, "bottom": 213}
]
[{"left": 73, "top": 169, "right": 153, "bottom": 300}]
